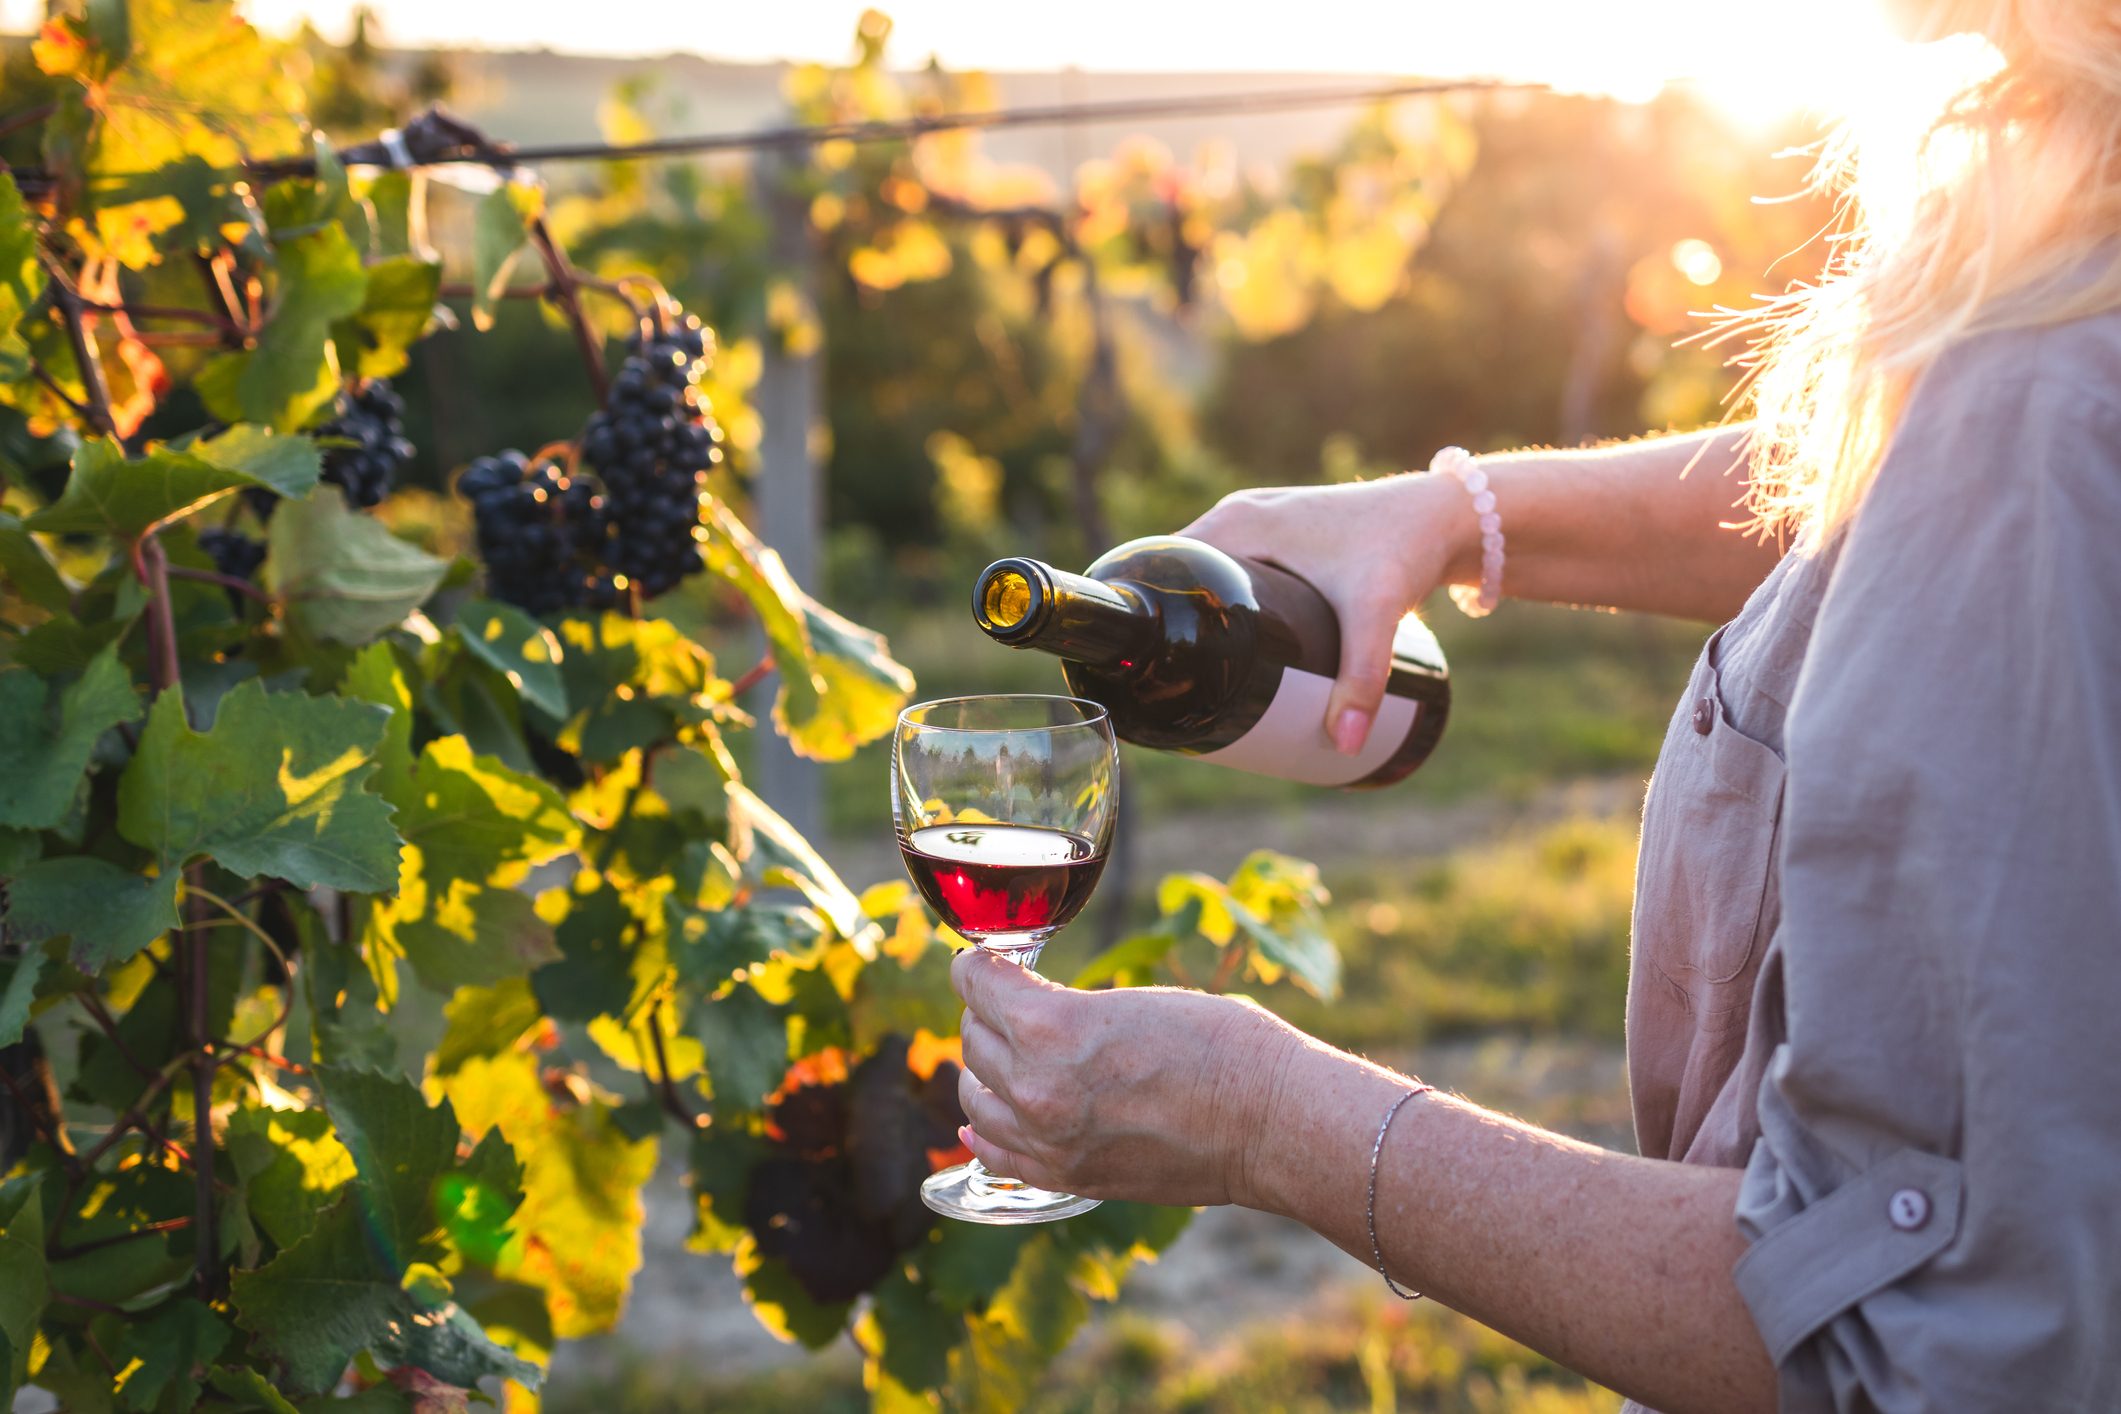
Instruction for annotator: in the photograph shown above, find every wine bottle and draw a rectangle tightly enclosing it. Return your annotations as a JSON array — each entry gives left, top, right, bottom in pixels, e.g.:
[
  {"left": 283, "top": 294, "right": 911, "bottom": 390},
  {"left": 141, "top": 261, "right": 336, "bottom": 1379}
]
[{"left": 972, "top": 536, "right": 1449, "bottom": 788}]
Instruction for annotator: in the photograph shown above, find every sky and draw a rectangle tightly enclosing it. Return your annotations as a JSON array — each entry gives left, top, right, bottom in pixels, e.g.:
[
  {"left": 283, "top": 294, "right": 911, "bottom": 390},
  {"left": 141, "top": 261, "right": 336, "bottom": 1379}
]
[{"left": 1, "top": 0, "right": 1903, "bottom": 123}]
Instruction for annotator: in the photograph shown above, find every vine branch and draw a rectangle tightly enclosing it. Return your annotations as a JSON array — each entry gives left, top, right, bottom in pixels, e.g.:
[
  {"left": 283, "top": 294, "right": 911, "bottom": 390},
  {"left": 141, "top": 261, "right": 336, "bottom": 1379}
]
[
  {"left": 165, "top": 563, "right": 273, "bottom": 605},
  {"left": 40, "top": 257, "right": 119, "bottom": 439},
  {"left": 524, "top": 216, "right": 610, "bottom": 402}
]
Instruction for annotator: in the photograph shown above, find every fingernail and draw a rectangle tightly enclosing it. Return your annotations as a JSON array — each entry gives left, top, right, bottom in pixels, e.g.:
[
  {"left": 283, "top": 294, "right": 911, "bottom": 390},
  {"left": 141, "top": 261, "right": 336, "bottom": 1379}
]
[
  {"left": 1332, "top": 708, "right": 1371, "bottom": 756},
  {"left": 958, "top": 1125, "right": 974, "bottom": 1145}
]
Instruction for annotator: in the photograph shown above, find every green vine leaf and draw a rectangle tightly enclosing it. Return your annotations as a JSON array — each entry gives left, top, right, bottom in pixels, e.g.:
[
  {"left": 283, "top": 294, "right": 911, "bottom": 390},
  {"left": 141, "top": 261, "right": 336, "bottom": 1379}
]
[
  {"left": 2, "top": 857, "right": 179, "bottom": 973},
  {"left": 0, "top": 953, "right": 46, "bottom": 1050},
  {"left": 0, "top": 1186, "right": 47, "bottom": 1403},
  {"left": 0, "top": 174, "right": 37, "bottom": 386},
  {"left": 452, "top": 600, "right": 567, "bottom": 722},
  {"left": 24, "top": 429, "right": 321, "bottom": 538},
  {"left": 314, "top": 1065, "right": 461, "bottom": 1261},
  {"left": 230, "top": 1195, "right": 540, "bottom": 1396},
  {"left": 203, "top": 1366, "right": 299, "bottom": 1414},
  {"left": 197, "top": 223, "right": 368, "bottom": 433},
  {"left": 0, "top": 644, "right": 139, "bottom": 830},
  {"left": 363, "top": 736, "right": 574, "bottom": 993},
  {"left": 470, "top": 180, "right": 544, "bottom": 333},
  {"left": 266, "top": 491, "right": 448, "bottom": 646},
  {"left": 335, "top": 254, "right": 442, "bottom": 382},
  {"left": 115, "top": 679, "right": 401, "bottom": 892},
  {"left": 0, "top": 513, "right": 71, "bottom": 615},
  {"left": 222, "top": 1104, "right": 356, "bottom": 1253},
  {"left": 696, "top": 496, "right": 912, "bottom": 761},
  {"left": 440, "top": 1050, "right": 658, "bottom": 1342},
  {"left": 783, "top": 599, "right": 916, "bottom": 764},
  {"left": 107, "top": 1299, "right": 229, "bottom": 1413}
]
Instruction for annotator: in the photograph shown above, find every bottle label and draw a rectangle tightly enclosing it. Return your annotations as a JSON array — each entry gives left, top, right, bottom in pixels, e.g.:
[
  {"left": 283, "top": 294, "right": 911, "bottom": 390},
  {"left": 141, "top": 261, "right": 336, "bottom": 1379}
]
[{"left": 1195, "top": 667, "right": 1420, "bottom": 787}]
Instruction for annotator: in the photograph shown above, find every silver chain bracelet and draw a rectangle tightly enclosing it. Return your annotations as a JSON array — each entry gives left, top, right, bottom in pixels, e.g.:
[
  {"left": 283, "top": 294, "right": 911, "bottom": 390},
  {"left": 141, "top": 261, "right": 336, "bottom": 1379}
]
[{"left": 1367, "top": 1082, "right": 1434, "bottom": 1300}]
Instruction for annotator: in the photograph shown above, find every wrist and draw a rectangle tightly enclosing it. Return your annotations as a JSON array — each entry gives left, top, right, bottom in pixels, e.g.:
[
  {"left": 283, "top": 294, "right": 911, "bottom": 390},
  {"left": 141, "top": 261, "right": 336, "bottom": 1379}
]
[{"left": 1415, "top": 461, "right": 1485, "bottom": 589}]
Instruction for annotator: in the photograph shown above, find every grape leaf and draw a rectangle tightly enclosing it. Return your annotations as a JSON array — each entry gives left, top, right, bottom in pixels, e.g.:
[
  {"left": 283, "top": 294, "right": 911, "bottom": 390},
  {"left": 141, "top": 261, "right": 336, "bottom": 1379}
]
[
  {"left": 551, "top": 613, "right": 720, "bottom": 763},
  {"left": 0, "top": 1186, "right": 46, "bottom": 1402},
  {"left": 432, "top": 978, "right": 541, "bottom": 1079},
  {"left": 1223, "top": 851, "right": 1340, "bottom": 998},
  {"left": 692, "top": 981, "right": 792, "bottom": 1118},
  {"left": 362, "top": 736, "right": 573, "bottom": 992},
  {"left": 732, "top": 1233, "right": 852, "bottom": 1350},
  {"left": 0, "top": 953, "right": 45, "bottom": 1049},
  {"left": 204, "top": 1367, "right": 299, "bottom": 1414},
  {"left": 223, "top": 1104, "right": 356, "bottom": 1252},
  {"left": 0, "top": 513, "right": 71, "bottom": 614},
  {"left": 528, "top": 881, "right": 634, "bottom": 1022},
  {"left": 725, "top": 782, "right": 869, "bottom": 947},
  {"left": 695, "top": 496, "right": 911, "bottom": 761},
  {"left": 0, "top": 645, "right": 139, "bottom": 829},
  {"left": 336, "top": 255, "right": 441, "bottom": 382},
  {"left": 198, "top": 224, "right": 367, "bottom": 433},
  {"left": 267, "top": 492, "right": 448, "bottom": 646},
  {"left": 2, "top": 856, "right": 179, "bottom": 972},
  {"left": 339, "top": 642, "right": 416, "bottom": 784},
  {"left": 469, "top": 181, "right": 543, "bottom": 333},
  {"left": 115, "top": 679, "right": 401, "bottom": 892},
  {"left": 231, "top": 1195, "right": 540, "bottom": 1396},
  {"left": 452, "top": 600, "right": 567, "bottom": 721},
  {"left": 314, "top": 1064, "right": 461, "bottom": 1263},
  {"left": 946, "top": 1235, "right": 1089, "bottom": 1414},
  {"left": 0, "top": 175, "right": 39, "bottom": 385},
  {"left": 24, "top": 429, "right": 321, "bottom": 537},
  {"left": 781, "top": 599, "right": 914, "bottom": 764},
  {"left": 866, "top": 1266, "right": 965, "bottom": 1395},
  {"left": 440, "top": 1051, "right": 658, "bottom": 1341},
  {"left": 110, "top": 1299, "right": 229, "bottom": 1413}
]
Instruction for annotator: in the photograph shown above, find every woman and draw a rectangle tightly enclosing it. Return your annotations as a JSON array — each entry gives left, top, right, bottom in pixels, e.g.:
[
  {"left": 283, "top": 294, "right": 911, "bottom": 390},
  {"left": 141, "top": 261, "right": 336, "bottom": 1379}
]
[{"left": 949, "top": 2, "right": 2121, "bottom": 1409}]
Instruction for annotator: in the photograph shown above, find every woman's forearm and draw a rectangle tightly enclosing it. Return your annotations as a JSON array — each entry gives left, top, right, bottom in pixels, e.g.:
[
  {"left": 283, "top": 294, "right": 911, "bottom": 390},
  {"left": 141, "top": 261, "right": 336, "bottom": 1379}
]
[
  {"left": 1242, "top": 1039, "right": 1776, "bottom": 1414},
  {"left": 1446, "top": 426, "right": 1783, "bottom": 622}
]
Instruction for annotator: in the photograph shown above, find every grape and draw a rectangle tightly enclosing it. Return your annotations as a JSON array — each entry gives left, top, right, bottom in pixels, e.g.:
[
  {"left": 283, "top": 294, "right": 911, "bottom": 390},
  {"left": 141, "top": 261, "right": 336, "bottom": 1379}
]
[
  {"left": 457, "top": 450, "right": 614, "bottom": 616},
  {"left": 198, "top": 527, "right": 267, "bottom": 583},
  {"left": 197, "top": 528, "right": 267, "bottom": 611},
  {"left": 456, "top": 306, "right": 725, "bottom": 616},
  {"left": 575, "top": 312, "right": 722, "bottom": 600},
  {"left": 314, "top": 378, "right": 416, "bottom": 510}
]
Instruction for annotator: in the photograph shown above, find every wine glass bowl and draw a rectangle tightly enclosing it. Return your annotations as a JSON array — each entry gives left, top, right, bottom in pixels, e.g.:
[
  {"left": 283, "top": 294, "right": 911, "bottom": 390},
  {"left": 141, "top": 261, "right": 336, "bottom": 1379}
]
[{"left": 893, "top": 694, "right": 1119, "bottom": 1223}]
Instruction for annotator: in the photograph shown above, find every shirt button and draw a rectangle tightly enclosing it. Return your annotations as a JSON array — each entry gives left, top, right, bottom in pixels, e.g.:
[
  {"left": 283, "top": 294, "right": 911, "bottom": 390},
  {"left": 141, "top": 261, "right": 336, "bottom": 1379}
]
[
  {"left": 1887, "top": 1188, "right": 1931, "bottom": 1231},
  {"left": 1691, "top": 696, "right": 1715, "bottom": 735}
]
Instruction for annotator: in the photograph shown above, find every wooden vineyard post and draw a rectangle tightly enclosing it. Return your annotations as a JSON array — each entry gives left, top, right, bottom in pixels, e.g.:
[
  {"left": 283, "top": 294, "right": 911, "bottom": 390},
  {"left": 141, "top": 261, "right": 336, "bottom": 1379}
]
[{"left": 750, "top": 146, "right": 827, "bottom": 841}]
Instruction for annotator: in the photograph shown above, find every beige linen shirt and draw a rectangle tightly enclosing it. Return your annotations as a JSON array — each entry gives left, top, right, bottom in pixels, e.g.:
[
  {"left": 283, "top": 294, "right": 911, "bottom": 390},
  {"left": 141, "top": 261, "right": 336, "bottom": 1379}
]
[{"left": 1624, "top": 312, "right": 2121, "bottom": 1412}]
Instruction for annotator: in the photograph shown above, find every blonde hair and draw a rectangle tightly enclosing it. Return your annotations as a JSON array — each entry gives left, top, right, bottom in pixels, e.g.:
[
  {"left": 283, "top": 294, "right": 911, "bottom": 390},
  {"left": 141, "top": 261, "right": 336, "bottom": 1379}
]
[{"left": 1735, "top": 0, "right": 2121, "bottom": 544}]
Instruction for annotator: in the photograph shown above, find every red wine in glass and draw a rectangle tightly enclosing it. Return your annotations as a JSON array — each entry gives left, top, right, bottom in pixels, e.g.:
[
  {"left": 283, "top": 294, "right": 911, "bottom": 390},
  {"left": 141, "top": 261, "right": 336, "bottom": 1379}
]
[{"left": 900, "top": 824, "right": 1106, "bottom": 949}]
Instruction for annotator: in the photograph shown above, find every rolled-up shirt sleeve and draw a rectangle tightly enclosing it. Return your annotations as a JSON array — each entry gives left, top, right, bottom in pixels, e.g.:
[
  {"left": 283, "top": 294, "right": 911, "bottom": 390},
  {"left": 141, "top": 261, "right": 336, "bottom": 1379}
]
[{"left": 1732, "top": 322, "right": 2121, "bottom": 1412}]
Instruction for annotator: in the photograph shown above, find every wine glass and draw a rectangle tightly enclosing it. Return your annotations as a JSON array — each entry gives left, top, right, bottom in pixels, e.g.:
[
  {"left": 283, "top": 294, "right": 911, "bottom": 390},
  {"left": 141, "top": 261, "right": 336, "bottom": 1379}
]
[{"left": 893, "top": 694, "right": 1120, "bottom": 1224}]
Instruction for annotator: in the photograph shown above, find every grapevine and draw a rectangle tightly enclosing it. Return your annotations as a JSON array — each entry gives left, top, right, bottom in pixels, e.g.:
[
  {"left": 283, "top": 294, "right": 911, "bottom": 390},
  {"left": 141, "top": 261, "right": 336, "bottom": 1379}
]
[{"left": 0, "top": 6, "right": 1362, "bottom": 1408}]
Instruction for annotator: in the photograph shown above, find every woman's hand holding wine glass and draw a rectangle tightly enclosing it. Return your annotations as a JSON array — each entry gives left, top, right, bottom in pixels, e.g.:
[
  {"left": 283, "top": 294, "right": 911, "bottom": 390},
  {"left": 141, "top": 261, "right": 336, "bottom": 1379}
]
[
  {"left": 950, "top": 950, "right": 1310, "bottom": 1209},
  {"left": 895, "top": 694, "right": 1125, "bottom": 1223}
]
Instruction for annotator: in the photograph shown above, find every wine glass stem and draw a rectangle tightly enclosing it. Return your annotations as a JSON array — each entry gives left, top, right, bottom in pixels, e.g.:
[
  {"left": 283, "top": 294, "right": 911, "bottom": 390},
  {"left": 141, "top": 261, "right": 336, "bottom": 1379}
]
[{"left": 963, "top": 930, "right": 1050, "bottom": 1191}]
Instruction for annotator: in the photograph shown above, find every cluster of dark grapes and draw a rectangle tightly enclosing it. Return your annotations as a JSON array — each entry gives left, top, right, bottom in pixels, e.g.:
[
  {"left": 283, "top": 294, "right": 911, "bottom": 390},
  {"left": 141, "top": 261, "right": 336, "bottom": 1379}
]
[
  {"left": 458, "top": 310, "right": 723, "bottom": 615},
  {"left": 198, "top": 527, "right": 267, "bottom": 582},
  {"left": 314, "top": 379, "right": 417, "bottom": 509},
  {"left": 457, "top": 451, "right": 617, "bottom": 616}
]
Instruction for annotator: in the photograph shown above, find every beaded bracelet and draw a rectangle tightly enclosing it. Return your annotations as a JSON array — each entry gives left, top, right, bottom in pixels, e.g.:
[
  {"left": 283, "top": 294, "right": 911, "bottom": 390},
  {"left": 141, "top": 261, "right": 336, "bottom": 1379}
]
[
  {"left": 1367, "top": 1081, "right": 1435, "bottom": 1300},
  {"left": 1432, "top": 445, "right": 1503, "bottom": 618}
]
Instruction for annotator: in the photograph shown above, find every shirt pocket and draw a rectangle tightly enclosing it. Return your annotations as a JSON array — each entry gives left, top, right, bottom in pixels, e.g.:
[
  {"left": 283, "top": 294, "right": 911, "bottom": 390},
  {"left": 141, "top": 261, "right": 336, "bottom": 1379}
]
[{"left": 1637, "top": 626, "right": 1788, "bottom": 1021}]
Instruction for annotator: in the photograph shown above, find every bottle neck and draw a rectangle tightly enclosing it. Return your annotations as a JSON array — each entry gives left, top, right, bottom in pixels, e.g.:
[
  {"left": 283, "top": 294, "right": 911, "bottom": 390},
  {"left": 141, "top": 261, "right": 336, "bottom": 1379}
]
[{"left": 972, "top": 557, "right": 1154, "bottom": 669}]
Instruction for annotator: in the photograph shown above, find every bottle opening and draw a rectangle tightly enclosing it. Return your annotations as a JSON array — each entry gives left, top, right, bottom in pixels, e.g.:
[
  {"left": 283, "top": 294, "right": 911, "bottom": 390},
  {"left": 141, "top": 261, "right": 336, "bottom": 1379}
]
[{"left": 982, "top": 570, "right": 1033, "bottom": 629}]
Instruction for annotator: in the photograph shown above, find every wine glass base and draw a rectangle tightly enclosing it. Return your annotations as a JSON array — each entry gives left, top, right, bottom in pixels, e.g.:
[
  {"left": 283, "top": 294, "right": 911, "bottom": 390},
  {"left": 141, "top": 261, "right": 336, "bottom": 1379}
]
[{"left": 921, "top": 1162, "right": 1102, "bottom": 1225}]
